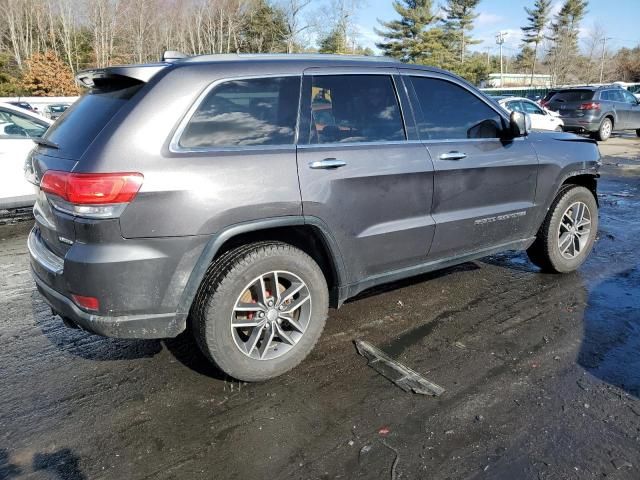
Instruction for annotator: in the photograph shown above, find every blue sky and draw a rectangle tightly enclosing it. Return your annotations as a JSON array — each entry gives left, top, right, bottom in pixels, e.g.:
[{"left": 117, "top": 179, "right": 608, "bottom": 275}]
[{"left": 352, "top": 0, "right": 639, "bottom": 55}]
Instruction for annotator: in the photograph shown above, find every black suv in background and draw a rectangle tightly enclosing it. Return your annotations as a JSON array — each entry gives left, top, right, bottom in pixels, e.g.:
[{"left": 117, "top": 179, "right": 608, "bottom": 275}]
[
  {"left": 27, "top": 54, "right": 600, "bottom": 381},
  {"left": 546, "top": 85, "right": 640, "bottom": 141}
]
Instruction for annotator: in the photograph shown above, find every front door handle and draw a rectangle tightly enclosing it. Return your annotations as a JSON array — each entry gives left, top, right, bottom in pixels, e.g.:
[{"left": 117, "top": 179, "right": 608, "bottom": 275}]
[
  {"left": 439, "top": 151, "right": 467, "bottom": 161},
  {"left": 309, "top": 158, "right": 347, "bottom": 169}
]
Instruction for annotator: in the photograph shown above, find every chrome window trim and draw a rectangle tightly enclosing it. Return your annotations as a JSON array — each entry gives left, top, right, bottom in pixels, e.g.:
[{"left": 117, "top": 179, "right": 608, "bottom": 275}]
[
  {"left": 298, "top": 139, "right": 422, "bottom": 149},
  {"left": 169, "top": 73, "right": 302, "bottom": 154}
]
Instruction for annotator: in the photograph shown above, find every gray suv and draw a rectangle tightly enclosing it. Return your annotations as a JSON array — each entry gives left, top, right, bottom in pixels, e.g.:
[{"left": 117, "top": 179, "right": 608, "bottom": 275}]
[
  {"left": 547, "top": 85, "right": 640, "bottom": 141},
  {"left": 27, "top": 54, "right": 600, "bottom": 381}
]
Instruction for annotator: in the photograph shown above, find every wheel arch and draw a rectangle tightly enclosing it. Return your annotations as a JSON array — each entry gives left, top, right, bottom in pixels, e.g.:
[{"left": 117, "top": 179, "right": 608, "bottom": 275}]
[
  {"left": 560, "top": 173, "right": 599, "bottom": 206},
  {"left": 176, "top": 217, "right": 347, "bottom": 314}
]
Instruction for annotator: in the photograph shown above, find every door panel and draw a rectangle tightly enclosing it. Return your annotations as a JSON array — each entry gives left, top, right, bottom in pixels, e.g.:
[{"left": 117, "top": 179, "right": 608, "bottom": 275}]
[
  {"left": 0, "top": 138, "right": 36, "bottom": 200},
  {"left": 426, "top": 138, "right": 538, "bottom": 259},
  {"left": 405, "top": 73, "right": 539, "bottom": 260},
  {"left": 621, "top": 90, "right": 640, "bottom": 128},
  {"left": 297, "top": 70, "right": 435, "bottom": 283},
  {"left": 298, "top": 143, "right": 435, "bottom": 281}
]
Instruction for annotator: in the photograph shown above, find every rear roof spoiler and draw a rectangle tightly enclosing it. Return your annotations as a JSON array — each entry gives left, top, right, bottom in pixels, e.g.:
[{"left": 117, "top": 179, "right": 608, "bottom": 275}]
[{"left": 76, "top": 64, "right": 168, "bottom": 88}]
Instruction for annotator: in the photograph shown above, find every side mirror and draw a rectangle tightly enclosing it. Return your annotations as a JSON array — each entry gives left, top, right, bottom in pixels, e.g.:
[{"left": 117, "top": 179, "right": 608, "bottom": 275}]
[{"left": 507, "top": 111, "right": 531, "bottom": 138}]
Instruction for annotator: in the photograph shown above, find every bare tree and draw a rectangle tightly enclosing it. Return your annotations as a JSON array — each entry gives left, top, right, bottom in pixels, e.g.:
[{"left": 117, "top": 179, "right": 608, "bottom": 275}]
[
  {"left": 582, "top": 22, "right": 605, "bottom": 84},
  {"left": 280, "top": 0, "right": 311, "bottom": 53}
]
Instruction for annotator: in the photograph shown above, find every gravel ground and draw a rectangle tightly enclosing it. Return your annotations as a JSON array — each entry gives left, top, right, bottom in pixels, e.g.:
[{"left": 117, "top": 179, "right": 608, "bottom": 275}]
[{"left": 1, "top": 140, "right": 639, "bottom": 480}]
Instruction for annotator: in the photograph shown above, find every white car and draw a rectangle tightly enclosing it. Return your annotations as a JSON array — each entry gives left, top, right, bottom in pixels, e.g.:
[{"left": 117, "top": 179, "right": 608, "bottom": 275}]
[
  {"left": 0, "top": 103, "right": 52, "bottom": 209},
  {"left": 498, "top": 96, "right": 564, "bottom": 132}
]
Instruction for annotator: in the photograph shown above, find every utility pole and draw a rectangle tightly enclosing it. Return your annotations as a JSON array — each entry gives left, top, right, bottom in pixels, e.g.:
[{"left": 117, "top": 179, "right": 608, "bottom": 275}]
[
  {"left": 484, "top": 47, "right": 491, "bottom": 67},
  {"left": 599, "top": 37, "right": 611, "bottom": 84},
  {"left": 496, "top": 32, "right": 507, "bottom": 87}
]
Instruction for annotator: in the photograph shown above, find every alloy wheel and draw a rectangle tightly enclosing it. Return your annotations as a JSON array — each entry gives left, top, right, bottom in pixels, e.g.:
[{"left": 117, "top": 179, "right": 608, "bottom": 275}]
[
  {"left": 230, "top": 271, "right": 312, "bottom": 360},
  {"left": 557, "top": 201, "right": 592, "bottom": 260}
]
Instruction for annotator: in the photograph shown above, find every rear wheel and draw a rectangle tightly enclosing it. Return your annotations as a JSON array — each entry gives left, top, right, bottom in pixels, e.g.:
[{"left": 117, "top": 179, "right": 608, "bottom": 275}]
[
  {"left": 594, "top": 117, "right": 612, "bottom": 141},
  {"left": 191, "top": 242, "right": 328, "bottom": 381},
  {"left": 527, "top": 185, "right": 598, "bottom": 273},
  {"left": 636, "top": 128, "right": 640, "bottom": 137},
  {"left": 554, "top": 126, "right": 563, "bottom": 132}
]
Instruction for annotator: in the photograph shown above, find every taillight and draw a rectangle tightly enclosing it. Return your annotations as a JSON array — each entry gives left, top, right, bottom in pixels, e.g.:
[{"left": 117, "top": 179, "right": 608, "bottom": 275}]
[
  {"left": 40, "top": 171, "right": 143, "bottom": 218},
  {"left": 578, "top": 102, "right": 600, "bottom": 110}
]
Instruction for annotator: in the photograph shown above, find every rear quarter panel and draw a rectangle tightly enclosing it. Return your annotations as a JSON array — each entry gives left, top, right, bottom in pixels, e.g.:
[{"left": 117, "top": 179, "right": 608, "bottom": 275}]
[{"left": 75, "top": 62, "right": 304, "bottom": 238}]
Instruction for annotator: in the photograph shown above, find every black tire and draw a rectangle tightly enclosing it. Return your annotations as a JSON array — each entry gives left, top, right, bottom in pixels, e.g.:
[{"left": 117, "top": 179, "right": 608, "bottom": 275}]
[
  {"left": 594, "top": 117, "right": 612, "bottom": 141},
  {"left": 554, "top": 126, "right": 563, "bottom": 132},
  {"left": 636, "top": 128, "right": 640, "bottom": 137},
  {"left": 527, "top": 185, "right": 598, "bottom": 273},
  {"left": 191, "top": 241, "right": 328, "bottom": 382}
]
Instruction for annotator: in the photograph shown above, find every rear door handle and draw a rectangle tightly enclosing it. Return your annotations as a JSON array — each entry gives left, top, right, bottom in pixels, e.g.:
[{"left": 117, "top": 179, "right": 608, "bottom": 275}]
[
  {"left": 309, "top": 158, "right": 347, "bottom": 169},
  {"left": 439, "top": 151, "right": 467, "bottom": 161}
]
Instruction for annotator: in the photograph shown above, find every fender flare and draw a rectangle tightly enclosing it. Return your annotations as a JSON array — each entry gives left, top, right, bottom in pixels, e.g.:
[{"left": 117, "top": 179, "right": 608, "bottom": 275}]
[{"left": 175, "top": 216, "right": 347, "bottom": 316}]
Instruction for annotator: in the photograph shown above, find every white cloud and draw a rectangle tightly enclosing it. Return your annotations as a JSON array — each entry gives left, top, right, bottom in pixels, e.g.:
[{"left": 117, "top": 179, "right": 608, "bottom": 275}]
[{"left": 476, "top": 12, "right": 505, "bottom": 28}]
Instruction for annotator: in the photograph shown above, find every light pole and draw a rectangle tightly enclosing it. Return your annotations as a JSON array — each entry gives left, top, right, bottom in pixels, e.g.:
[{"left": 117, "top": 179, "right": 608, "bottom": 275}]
[
  {"left": 599, "top": 37, "right": 612, "bottom": 84},
  {"left": 496, "top": 32, "right": 507, "bottom": 87}
]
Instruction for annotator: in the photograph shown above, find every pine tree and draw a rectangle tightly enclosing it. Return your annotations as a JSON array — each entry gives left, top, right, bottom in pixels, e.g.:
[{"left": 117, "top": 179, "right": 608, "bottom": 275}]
[
  {"left": 547, "top": 0, "right": 588, "bottom": 84},
  {"left": 319, "top": 26, "right": 349, "bottom": 54},
  {"left": 521, "top": 0, "right": 551, "bottom": 86},
  {"left": 21, "top": 51, "right": 80, "bottom": 96},
  {"left": 441, "top": 0, "right": 481, "bottom": 63},
  {"left": 375, "top": 0, "right": 439, "bottom": 62},
  {"left": 513, "top": 45, "right": 536, "bottom": 74},
  {"left": 241, "top": 0, "right": 289, "bottom": 53}
]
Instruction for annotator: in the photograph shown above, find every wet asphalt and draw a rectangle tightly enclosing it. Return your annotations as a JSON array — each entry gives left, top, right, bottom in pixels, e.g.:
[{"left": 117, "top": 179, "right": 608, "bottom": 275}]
[{"left": 1, "top": 139, "right": 640, "bottom": 480}]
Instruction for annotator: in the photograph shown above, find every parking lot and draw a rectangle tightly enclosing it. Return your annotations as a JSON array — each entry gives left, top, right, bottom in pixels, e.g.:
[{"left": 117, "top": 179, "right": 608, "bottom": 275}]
[{"left": 1, "top": 135, "right": 640, "bottom": 480}]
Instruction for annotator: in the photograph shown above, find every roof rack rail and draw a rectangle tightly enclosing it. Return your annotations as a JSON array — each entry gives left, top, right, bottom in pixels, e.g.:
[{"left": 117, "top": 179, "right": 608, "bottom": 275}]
[{"left": 162, "top": 50, "right": 189, "bottom": 62}]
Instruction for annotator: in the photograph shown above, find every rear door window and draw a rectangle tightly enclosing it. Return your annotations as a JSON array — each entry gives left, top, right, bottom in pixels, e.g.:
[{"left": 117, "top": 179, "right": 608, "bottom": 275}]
[
  {"left": 179, "top": 76, "right": 300, "bottom": 149},
  {"left": 45, "top": 82, "right": 143, "bottom": 159},
  {"left": 308, "top": 75, "right": 405, "bottom": 144},
  {"left": 410, "top": 76, "right": 503, "bottom": 140}
]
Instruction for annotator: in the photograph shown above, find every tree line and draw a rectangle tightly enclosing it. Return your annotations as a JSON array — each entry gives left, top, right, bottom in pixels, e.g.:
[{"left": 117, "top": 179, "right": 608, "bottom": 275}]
[
  {"left": 377, "top": 0, "right": 639, "bottom": 87},
  {"left": 0, "top": 0, "right": 638, "bottom": 96}
]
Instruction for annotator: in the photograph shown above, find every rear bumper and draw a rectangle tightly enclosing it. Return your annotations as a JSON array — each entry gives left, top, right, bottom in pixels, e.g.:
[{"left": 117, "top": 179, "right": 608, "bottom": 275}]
[
  {"left": 28, "top": 227, "right": 207, "bottom": 339},
  {"left": 33, "top": 271, "right": 186, "bottom": 338},
  {"left": 559, "top": 116, "right": 601, "bottom": 132}
]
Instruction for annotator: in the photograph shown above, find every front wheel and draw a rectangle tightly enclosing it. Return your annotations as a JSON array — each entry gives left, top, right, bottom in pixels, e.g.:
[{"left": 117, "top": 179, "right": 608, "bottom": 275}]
[
  {"left": 636, "top": 128, "right": 640, "bottom": 137},
  {"left": 527, "top": 185, "right": 598, "bottom": 273},
  {"left": 191, "top": 242, "right": 329, "bottom": 381},
  {"left": 554, "top": 126, "right": 563, "bottom": 132}
]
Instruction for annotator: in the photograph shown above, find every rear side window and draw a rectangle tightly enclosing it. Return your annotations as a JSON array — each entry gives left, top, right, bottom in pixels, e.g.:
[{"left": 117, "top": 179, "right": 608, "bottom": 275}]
[
  {"left": 308, "top": 75, "right": 405, "bottom": 144},
  {"left": 550, "top": 90, "right": 594, "bottom": 102},
  {"left": 179, "top": 76, "right": 300, "bottom": 148},
  {"left": 45, "top": 82, "right": 142, "bottom": 159},
  {"left": 411, "top": 76, "right": 503, "bottom": 140}
]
